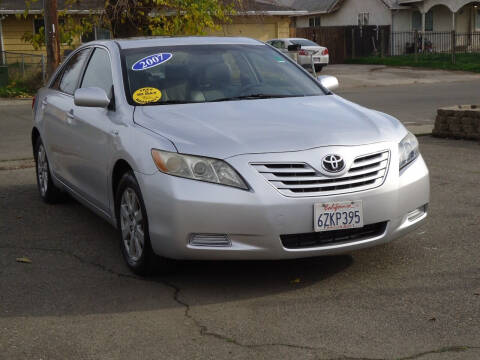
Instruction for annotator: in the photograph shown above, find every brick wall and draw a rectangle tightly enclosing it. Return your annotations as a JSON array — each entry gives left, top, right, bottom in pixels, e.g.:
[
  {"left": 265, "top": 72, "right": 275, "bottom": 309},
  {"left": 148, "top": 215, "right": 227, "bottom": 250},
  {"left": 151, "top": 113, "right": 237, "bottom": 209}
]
[{"left": 433, "top": 105, "right": 480, "bottom": 141}]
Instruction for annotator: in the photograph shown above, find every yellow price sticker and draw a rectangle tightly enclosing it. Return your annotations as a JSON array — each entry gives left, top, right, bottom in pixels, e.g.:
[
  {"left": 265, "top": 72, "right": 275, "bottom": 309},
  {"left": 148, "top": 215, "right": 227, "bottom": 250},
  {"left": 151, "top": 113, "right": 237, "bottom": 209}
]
[{"left": 133, "top": 87, "right": 162, "bottom": 104}]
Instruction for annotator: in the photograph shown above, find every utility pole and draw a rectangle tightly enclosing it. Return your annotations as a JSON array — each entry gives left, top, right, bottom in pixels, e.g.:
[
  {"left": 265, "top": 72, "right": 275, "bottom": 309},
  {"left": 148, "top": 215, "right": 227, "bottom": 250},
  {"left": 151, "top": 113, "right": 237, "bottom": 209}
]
[{"left": 44, "top": 0, "right": 61, "bottom": 79}]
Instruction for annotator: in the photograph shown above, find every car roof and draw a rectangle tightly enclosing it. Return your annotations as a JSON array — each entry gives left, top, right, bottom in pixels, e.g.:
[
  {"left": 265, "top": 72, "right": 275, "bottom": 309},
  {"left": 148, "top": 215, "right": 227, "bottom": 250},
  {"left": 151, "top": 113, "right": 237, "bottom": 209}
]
[
  {"left": 86, "top": 36, "right": 265, "bottom": 49},
  {"left": 267, "top": 38, "right": 316, "bottom": 43}
]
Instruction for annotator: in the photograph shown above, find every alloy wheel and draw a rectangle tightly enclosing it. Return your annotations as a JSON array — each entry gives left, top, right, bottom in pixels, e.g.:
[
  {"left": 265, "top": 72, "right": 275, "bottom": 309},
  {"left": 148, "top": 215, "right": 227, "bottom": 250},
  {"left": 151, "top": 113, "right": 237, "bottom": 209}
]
[{"left": 120, "top": 188, "right": 145, "bottom": 262}]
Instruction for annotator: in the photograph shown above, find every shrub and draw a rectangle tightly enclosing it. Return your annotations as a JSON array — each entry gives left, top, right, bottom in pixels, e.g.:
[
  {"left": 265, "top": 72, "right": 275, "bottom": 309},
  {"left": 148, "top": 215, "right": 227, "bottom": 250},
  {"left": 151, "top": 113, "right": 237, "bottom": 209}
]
[{"left": 0, "top": 71, "right": 44, "bottom": 98}]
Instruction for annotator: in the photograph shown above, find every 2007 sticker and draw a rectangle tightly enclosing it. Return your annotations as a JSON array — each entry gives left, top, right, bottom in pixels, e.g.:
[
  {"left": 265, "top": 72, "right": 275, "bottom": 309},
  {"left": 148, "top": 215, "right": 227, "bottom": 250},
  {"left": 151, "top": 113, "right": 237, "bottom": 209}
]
[
  {"left": 132, "top": 53, "right": 172, "bottom": 71},
  {"left": 132, "top": 87, "right": 162, "bottom": 104}
]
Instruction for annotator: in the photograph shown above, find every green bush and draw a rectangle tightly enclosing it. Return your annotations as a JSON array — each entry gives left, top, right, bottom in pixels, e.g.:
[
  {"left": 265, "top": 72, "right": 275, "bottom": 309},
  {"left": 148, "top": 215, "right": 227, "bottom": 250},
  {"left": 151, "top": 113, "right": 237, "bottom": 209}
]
[{"left": 0, "top": 71, "right": 43, "bottom": 98}]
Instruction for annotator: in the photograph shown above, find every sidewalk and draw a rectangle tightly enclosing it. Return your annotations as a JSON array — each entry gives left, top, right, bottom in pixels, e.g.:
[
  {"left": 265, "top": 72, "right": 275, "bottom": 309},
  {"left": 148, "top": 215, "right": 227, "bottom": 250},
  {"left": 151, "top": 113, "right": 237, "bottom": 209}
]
[{"left": 323, "top": 64, "right": 480, "bottom": 89}]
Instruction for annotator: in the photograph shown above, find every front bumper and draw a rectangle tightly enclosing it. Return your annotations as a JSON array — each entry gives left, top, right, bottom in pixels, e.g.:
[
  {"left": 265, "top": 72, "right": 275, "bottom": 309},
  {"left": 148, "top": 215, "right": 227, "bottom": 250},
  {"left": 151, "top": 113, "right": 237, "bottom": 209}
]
[{"left": 137, "top": 143, "right": 429, "bottom": 260}]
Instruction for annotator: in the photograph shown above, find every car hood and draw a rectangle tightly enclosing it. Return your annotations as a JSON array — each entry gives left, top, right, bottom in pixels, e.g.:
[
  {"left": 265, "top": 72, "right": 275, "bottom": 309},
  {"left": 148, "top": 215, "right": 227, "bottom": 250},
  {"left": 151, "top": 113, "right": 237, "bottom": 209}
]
[{"left": 134, "top": 94, "right": 405, "bottom": 159}]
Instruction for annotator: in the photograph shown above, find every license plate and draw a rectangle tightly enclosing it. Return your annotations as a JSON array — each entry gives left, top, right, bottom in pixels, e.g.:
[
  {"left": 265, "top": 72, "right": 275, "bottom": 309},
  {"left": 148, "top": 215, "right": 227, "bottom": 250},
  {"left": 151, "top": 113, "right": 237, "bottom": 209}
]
[
  {"left": 313, "top": 57, "right": 321, "bottom": 63},
  {"left": 314, "top": 201, "right": 363, "bottom": 232}
]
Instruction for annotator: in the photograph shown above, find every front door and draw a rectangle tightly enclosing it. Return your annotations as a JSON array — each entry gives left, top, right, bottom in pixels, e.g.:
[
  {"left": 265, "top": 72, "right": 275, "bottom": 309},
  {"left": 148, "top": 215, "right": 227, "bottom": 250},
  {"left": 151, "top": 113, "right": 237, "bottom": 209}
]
[{"left": 65, "top": 47, "right": 115, "bottom": 212}]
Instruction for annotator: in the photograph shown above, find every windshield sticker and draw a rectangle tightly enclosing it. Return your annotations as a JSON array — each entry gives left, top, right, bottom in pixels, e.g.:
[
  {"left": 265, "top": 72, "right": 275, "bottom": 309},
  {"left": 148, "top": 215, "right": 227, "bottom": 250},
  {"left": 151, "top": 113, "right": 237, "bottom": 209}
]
[
  {"left": 131, "top": 53, "right": 172, "bottom": 71},
  {"left": 133, "top": 87, "right": 162, "bottom": 104},
  {"left": 274, "top": 55, "right": 286, "bottom": 63}
]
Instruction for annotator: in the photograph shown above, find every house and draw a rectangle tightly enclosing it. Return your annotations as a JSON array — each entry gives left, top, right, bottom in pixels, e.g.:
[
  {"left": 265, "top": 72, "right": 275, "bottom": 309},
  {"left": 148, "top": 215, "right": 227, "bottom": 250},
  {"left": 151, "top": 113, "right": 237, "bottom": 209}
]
[
  {"left": 287, "top": 0, "right": 398, "bottom": 29},
  {"left": 283, "top": 0, "right": 479, "bottom": 57},
  {"left": 0, "top": 0, "right": 304, "bottom": 57},
  {"left": 287, "top": 0, "right": 479, "bottom": 32},
  {"left": 285, "top": 0, "right": 480, "bottom": 35}
]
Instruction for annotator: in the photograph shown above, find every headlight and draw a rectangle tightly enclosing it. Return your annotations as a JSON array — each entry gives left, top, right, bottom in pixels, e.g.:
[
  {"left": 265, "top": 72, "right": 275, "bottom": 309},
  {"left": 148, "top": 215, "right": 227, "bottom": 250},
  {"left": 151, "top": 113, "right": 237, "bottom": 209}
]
[
  {"left": 151, "top": 149, "right": 248, "bottom": 190},
  {"left": 398, "top": 132, "right": 419, "bottom": 170}
]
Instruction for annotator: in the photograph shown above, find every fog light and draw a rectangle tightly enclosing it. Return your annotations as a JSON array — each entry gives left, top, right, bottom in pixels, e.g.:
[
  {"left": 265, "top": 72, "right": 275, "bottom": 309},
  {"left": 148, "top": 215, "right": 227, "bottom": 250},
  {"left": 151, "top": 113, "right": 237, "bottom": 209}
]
[
  {"left": 407, "top": 204, "right": 427, "bottom": 222},
  {"left": 189, "top": 234, "right": 231, "bottom": 247}
]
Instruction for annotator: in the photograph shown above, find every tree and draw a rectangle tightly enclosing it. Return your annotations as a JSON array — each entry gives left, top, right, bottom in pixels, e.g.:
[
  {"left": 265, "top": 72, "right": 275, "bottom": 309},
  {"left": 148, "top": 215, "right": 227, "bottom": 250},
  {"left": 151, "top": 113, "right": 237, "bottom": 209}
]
[
  {"left": 22, "top": 0, "right": 238, "bottom": 47},
  {"left": 21, "top": 0, "right": 238, "bottom": 78},
  {"left": 104, "top": 0, "right": 237, "bottom": 38}
]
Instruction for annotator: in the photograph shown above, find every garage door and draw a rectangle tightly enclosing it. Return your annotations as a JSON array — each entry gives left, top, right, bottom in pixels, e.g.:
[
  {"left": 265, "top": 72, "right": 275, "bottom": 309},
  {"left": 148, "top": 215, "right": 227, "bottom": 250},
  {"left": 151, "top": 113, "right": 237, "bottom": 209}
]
[{"left": 209, "top": 24, "right": 277, "bottom": 42}]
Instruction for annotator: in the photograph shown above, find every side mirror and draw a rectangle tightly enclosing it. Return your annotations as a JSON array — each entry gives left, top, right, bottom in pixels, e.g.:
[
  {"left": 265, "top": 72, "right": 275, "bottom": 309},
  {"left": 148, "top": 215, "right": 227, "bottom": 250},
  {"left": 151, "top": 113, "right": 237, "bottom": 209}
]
[
  {"left": 287, "top": 44, "right": 301, "bottom": 52},
  {"left": 74, "top": 87, "right": 110, "bottom": 108},
  {"left": 317, "top": 75, "right": 339, "bottom": 91}
]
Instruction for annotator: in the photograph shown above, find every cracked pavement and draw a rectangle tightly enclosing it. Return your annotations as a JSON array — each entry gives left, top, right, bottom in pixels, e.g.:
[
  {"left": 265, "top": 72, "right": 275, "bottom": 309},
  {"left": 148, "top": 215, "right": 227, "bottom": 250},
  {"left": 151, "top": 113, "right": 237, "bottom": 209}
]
[{"left": 1, "top": 100, "right": 480, "bottom": 359}]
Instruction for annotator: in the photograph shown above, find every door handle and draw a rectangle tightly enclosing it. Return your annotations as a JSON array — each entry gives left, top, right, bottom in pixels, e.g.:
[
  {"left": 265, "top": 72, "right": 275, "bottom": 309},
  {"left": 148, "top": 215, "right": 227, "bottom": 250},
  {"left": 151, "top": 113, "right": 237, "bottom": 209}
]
[{"left": 66, "top": 109, "right": 75, "bottom": 124}]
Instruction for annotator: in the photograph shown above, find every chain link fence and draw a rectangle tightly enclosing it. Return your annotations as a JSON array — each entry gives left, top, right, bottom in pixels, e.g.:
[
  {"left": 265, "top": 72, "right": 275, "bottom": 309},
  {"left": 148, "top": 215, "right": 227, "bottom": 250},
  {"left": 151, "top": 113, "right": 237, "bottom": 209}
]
[{"left": 0, "top": 51, "right": 46, "bottom": 87}]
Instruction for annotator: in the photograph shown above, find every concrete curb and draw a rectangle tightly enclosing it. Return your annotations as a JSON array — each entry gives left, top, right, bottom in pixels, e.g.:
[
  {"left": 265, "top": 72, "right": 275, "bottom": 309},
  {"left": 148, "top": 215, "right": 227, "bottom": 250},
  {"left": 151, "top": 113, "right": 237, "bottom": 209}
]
[
  {"left": 406, "top": 124, "right": 434, "bottom": 136},
  {"left": 0, "top": 98, "right": 33, "bottom": 106}
]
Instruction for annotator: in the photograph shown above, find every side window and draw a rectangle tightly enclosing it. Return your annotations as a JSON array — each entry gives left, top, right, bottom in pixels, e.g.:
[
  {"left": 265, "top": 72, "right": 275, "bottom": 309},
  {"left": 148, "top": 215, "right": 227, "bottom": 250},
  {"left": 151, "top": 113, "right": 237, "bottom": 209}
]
[
  {"left": 50, "top": 68, "right": 64, "bottom": 90},
  {"left": 271, "top": 41, "right": 284, "bottom": 49},
  {"left": 59, "top": 49, "right": 90, "bottom": 95},
  {"left": 81, "top": 48, "right": 113, "bottom": 97}
]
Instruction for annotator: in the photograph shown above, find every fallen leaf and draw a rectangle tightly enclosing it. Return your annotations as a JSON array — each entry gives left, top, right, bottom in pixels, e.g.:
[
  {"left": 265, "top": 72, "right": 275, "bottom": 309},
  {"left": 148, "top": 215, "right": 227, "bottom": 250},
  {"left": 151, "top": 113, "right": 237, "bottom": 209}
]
[
  {"left": 16, "top": 257, "right": 32, "bottom": 264},
  {"left": 290, "top": 278, "right": 301, "bottom": 284},
  {"left": 428, "top": 317, "right": 436, "bottom": 322}
]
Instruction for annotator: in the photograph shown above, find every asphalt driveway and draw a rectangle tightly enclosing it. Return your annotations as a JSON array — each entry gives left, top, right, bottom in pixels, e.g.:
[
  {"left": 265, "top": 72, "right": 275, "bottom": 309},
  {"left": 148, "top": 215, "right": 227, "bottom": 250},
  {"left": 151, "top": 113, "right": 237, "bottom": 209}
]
[{"left": 1, "top": 139, "right": 479, "bottom": 359}]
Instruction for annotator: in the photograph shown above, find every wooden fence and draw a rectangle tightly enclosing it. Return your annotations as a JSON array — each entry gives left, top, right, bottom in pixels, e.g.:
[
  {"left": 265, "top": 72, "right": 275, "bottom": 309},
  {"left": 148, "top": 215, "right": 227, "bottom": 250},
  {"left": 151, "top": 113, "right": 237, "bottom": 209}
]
[{"left": 295, "top": 26, "right": 391, "bottom": 64}]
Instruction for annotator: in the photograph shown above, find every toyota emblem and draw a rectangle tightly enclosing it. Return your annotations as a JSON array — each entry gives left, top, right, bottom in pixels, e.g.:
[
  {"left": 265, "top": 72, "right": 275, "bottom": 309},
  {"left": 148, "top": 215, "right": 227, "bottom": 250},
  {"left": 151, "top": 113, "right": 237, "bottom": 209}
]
[{"left": 322, "top": 154, "right": 345, "bottom": 173}]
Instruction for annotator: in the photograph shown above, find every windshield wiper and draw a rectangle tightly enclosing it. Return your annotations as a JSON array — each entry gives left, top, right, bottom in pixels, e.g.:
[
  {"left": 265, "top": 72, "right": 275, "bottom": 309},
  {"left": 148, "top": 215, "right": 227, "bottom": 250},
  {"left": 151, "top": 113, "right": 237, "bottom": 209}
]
[{"left": 211, "top": 94, "right": 301, "bottom": 102}]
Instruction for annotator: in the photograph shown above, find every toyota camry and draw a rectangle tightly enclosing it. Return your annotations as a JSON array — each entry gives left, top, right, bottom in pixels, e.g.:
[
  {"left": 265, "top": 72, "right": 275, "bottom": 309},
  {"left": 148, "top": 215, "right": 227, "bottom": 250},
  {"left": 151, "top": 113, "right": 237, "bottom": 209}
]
[{"left": 32, "top": 37, "right": 429, "bottom": 274}]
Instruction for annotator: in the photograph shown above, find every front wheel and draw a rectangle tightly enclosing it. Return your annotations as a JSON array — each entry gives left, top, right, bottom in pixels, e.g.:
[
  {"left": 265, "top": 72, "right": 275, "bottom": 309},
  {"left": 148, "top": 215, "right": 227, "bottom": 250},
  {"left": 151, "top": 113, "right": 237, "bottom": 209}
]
[{"left": 116, "top": 172, "right": 161, "bottom": 275}]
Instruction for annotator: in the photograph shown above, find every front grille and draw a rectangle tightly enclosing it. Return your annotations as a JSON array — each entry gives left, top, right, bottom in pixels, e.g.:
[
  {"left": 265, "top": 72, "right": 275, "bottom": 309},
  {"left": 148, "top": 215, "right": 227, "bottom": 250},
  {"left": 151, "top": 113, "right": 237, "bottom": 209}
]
[
  {"left": 252, "top": 150, "right": 390, "bottom": 197},
  {"left": 281, "top": 222, "right": 388, "bottom": 249}
]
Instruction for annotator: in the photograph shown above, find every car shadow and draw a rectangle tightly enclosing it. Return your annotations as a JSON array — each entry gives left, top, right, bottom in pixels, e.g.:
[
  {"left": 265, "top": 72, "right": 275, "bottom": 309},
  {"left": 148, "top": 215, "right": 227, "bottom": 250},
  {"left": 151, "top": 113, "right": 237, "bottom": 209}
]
[{"left": 0, "top": 180, "right": 353, "bottom": 318}]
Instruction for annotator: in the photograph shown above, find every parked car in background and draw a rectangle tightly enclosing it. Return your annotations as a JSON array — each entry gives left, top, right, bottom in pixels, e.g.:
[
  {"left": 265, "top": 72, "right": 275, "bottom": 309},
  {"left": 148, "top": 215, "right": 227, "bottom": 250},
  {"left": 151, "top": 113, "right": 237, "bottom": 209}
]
[
  {"left": 266, "top": 38, "right": 329, "bottom": 72},
  {"left": 32, "top": 37, "right": 428, "bottom": 275}
]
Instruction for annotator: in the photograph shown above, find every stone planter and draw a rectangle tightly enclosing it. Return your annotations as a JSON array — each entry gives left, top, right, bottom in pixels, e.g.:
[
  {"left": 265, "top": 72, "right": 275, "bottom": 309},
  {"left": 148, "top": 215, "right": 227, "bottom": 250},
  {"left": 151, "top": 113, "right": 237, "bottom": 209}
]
[{"left": 432, "top": 105, "right": 480, "bottom": 141}]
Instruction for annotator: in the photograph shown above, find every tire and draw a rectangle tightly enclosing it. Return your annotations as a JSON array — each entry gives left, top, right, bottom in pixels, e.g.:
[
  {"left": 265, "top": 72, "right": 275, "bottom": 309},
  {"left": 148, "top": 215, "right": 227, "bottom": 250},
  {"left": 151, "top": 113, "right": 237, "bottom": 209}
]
[
  {"left": 314, "top": 64, "right": 324, "bottom": 73},
  {"left": 115, "top": 171, "right": 159, "bottom": 275},
  {"left": 34, "top": 138, "right": 64, "bottom": 203}
]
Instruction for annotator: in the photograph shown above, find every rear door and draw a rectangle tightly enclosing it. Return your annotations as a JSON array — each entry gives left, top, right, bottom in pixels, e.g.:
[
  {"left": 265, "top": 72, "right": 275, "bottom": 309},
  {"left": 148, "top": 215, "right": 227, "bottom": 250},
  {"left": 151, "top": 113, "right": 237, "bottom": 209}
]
[
  {"left": 43, "top": 48, "right": 91, "bottom": 182},
  {"left": 66, "top": 47, "right": 115, "bottom": 211}
]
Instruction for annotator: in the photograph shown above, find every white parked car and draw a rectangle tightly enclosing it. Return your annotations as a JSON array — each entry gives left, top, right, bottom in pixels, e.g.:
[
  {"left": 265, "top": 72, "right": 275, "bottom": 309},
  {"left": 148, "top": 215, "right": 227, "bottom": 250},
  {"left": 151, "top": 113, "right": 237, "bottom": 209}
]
[{"left": 266, "top": 38, "right": 329, "bottom": 72}]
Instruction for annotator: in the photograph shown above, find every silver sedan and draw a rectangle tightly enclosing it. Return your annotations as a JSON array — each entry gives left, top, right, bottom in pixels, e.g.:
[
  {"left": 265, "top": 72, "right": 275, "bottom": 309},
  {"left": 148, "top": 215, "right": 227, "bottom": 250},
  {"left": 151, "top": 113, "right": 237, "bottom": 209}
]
[{"left": 32, "top": 37, "right": 429, "bottom": 274}]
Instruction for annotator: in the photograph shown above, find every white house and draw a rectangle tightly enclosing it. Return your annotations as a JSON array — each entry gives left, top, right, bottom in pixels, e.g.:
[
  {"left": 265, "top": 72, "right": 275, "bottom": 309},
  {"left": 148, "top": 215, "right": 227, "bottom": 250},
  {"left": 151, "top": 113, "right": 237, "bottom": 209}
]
[
  {"left": 286, "top": 0, "right": 479, "bottom": 32},
  {"left": 277, "top": 0, "right": 480, "bottom": 32},
  {"left": 282, "top": 0, "right": 480, "bottom": 54}
]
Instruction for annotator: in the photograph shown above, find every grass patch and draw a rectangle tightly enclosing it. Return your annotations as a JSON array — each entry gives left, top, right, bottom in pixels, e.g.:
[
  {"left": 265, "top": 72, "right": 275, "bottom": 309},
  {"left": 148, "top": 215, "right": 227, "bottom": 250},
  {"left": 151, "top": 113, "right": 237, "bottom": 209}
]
[{"left": 346, "top": 53, "right": 480, "bottom": 73}]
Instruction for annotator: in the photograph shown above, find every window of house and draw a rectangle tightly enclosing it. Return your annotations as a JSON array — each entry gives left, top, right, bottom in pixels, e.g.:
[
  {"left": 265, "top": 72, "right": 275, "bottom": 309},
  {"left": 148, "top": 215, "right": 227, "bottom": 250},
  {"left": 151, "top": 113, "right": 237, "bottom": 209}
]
[
  {"left": 81, "top": 26, "right": 111, "bottom": 43},
  {"left": 309, "top": 16, "right": 321, "bottom": 28},
  {"left": 358, "top": 13, "right": 369, "bottom": 26},
  {"left": 34, "top": 18, "right": 44, "bottom": 34},
  {"left": 476, "top": 8, "right": 480, "bottom": 30},
  {"left": 412, "top": 10, "right": 433, "bottom": 31}
]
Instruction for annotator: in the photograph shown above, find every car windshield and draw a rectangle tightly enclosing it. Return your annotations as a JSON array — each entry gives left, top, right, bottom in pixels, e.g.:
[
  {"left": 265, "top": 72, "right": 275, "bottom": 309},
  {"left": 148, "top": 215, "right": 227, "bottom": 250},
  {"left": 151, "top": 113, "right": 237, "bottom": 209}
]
[
  {"left": 290, "top": 39, "right": 319, "bottom": 47},
  {"left": 121, "top": 44, "right": 324, "bottom": 105}
]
